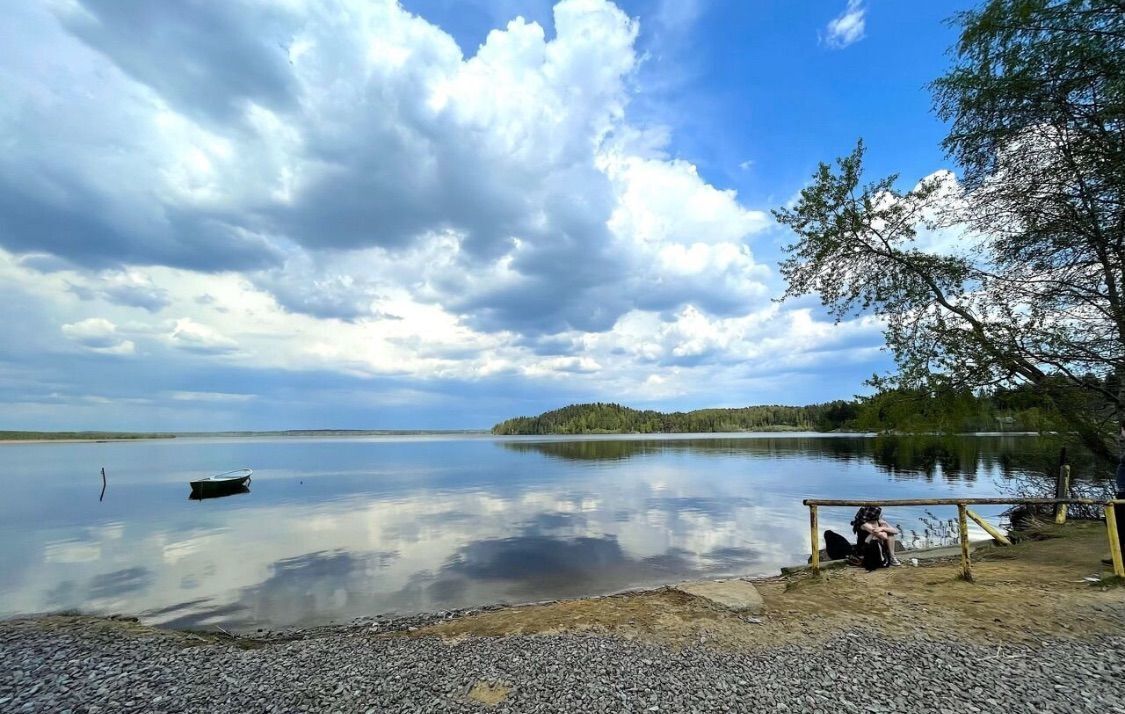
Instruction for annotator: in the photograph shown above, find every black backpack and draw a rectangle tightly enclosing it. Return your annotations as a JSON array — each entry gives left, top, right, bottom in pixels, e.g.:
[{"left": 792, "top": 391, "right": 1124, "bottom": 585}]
[
  {"left": 824, "top": 530, "right": 853, "bottom": 561},
  {"left": 861, "top": 538, "right": 887, "bottom": 571}
]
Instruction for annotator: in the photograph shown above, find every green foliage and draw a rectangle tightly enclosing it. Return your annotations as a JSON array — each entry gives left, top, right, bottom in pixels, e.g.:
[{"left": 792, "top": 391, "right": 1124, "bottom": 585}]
[
  {"left": 851, "top": 384, "right": 1077, "bottom": 434},
  {"left": 490, "top": 401, "right": 858, "bottom": 435},
  {"left": 775, "top": 0, "right": 1125, "bottom": 460},
  {"left": 490, "top": 389, "right": 1070, "bottom": 435}
]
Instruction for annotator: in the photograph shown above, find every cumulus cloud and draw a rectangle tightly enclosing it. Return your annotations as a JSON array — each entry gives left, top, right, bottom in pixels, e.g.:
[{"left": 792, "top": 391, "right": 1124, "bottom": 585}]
[
  {"left": 167, "top": 391, "right": 255, "bottom": 403},
  {"left": 58, "top": 1, "right": 299, "bottom": 124},
  {"left": 251, "top": 252, "right": 393, "bottom": 322},
  {"left": 92, "top": 271, "right": 172, "bottom": 312},
  {"left": 60, "top": 318, "right": 136, "bottom": 355},
  {"left": 824, "top": 0, "right": 866, "bottom": 49},
  {"left": 0, "top": 0, "right": 775, "bottom": 338},
  {"left": 168, "top": 318, "right": 238, "bottom": 355},
  {"left": 603, "top": 154, "right": 771, "bottom": 315},
  {"left": 863, "top": 169, "right": 985, "bottom": 258},
  {"left": 0, "top": 0, "right": 901, "bottom": 429},
  {"left": 1, "top": 241, "right": 890, "bottom": 429}
]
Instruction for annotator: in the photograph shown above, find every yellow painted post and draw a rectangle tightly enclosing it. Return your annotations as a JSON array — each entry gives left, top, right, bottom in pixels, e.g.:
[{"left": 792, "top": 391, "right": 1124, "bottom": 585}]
[
  {"left": 1105, "top": 504, "right": 1124, "bottom": 579},
  {"left": 958, "top": 504, "right": 973, "bottom": 582},
  {"left": 1055, "top": 465, "right": 1071, "bottom": 524},
  {"left": 810, "top": 505, "right": 820, "bottom": 575},
  {"left": 965, "top": 508, "right": 1012, "bottom": 546}
]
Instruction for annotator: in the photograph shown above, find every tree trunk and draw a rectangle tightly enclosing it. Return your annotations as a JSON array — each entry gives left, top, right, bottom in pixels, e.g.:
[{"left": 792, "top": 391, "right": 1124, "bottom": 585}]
[{"left": 1118, "top": 363, "right": 1125, "bottom": 494}]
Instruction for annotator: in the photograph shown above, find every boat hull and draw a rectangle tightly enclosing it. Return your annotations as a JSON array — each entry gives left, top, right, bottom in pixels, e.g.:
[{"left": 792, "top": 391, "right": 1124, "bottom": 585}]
[{"left": 189, "top": 475, "right": 251, "bottom": 498}]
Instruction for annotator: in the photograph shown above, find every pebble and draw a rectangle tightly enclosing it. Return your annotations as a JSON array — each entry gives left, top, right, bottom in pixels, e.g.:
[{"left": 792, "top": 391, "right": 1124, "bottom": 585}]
[{"left": 1, "top": 616, "right": 1124, "bottom": 712}]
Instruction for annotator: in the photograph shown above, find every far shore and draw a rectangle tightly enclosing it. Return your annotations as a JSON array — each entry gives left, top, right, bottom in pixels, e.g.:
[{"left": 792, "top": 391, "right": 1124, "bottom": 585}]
[
  {"left": 0, "top": 428, "right": 1047, "bottom": 445},
  {"left": 0, "top": 429, "right": 489, "bottom": 444},
  {"left": 0, "top": 433, "right": 177, "bottom": 444}
]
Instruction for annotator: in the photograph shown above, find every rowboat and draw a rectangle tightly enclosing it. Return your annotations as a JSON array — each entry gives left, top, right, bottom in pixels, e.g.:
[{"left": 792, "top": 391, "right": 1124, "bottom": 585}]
[{"left": 189, "top": 468, "right": 252, "bottom": 498}]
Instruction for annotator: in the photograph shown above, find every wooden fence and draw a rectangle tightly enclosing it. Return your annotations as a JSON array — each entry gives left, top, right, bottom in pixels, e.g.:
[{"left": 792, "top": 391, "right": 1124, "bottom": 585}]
[{"left": 802, "top": 497, "right": 1125, "bottom": 581}]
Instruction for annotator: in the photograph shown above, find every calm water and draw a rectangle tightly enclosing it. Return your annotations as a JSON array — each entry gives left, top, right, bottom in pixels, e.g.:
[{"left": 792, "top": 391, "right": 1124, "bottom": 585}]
[{"left": 0, "top": 433, "right": 1061, "bottom": 631}]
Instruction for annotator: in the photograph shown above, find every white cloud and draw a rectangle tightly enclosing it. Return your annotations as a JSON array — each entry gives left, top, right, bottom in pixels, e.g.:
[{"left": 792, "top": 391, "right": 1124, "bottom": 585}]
[
  {"left": 0, "top": 0, "right": 778, "bottom": 338},
  {"left": 60, "top": 317, "right": 136, "bottom": 355},
  {"left": 865, "top": 169, "right": 986, "bottom": 258},
  {"left": 168, "top": 318, "right": 238, "bottom": 355},
  {"left": 824, "top": 0, "right": 866, "bottom": 49},
  {"left": 94, "top": 270, "right": 171, "bottom": 312},
  {"left": 0, "top": 0, "right": 902, "bottom": 428},
  {"left": 167, "top": 391, "right": 256, "bottom": 403}
]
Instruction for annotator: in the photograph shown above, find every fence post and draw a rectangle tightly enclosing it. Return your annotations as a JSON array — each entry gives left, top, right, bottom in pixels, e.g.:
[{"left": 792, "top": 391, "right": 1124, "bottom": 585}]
[
  {"left": 810, "top": 505, "right": 820, "bottom": 575},
  {"left": 965, "top": 508, "right": 1011, "bottom": 546},
  {"left": 1106, "top": 503, "right": 1125, "bottom": 579},
  {"left": 958, "top": 503, "right": 973, "bottom": 582},
  {"left": 1055, "top": 464, "right": 1071, "bottom": 524}
]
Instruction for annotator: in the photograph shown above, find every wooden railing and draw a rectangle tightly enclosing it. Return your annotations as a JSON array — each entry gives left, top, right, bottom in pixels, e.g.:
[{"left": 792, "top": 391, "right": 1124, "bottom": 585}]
[{"left": 802, "top": 497, "right": 1125, "bottom": 581}]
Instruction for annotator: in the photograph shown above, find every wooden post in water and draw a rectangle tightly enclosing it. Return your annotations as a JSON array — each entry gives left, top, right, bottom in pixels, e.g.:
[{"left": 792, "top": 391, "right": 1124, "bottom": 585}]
[
  {"left": 958, "top": 503, "right": 973, "bottom": 582},
  {"left": 809, "top": 505, "right": 820, "bottom": 575},
  {"left": 99, "top": 467, "right": 107, "bottom": 502},
  {"left": 1106, "top": 503, "right": 1125, "bottom": 579}
]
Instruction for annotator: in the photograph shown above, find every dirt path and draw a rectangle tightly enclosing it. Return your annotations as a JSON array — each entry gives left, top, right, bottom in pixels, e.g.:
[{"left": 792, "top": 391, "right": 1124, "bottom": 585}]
[{"left": 417, "top": 520, "right": 1125, "bottom": 649}]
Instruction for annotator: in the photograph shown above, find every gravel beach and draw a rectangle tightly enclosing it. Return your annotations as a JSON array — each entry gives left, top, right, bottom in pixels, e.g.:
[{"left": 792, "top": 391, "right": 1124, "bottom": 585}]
[{"left": 2, "top": 614, "right": 1124, "bottom": 713}]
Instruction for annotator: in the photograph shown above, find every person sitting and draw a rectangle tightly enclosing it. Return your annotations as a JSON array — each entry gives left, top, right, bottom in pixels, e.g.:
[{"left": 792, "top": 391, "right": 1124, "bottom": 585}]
[{"left": 851, "top": 505, "right": 902, "bottom": 567}]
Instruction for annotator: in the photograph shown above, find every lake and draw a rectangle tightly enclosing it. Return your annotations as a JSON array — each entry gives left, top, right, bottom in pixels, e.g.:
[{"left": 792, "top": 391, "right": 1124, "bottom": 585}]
[{"left": 0, "top": 433, "right": 1067, "bottom": 631}]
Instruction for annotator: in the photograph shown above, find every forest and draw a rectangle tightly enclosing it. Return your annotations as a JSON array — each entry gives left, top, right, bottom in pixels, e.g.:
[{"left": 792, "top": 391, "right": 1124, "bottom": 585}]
[
  {"left": 491, "top": 401, "right": 856, "bottom": 435},
  {"left": 490, "top": 379, "right": 1106, "bottom": 436},
  {"left": 492, "top": 384, "right": 1089, "bottom": 436}
]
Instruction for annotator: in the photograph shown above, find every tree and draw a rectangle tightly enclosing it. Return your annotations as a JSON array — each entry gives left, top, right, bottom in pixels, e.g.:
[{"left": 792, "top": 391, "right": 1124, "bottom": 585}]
[{"left": 774, "top": 0, "right": 1124, "bottom": 461}]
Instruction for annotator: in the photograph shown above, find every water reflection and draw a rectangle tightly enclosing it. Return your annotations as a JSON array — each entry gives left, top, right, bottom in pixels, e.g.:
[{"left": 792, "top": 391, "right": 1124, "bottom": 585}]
[
  {"left": 0, "top": 434, "right": 1086, "bottom": 631},
  {"left": 188, "top": 485, "right": 251, "bottom": 501},
  {"left": 88, "top": 567, "right": 154, "bottom": 599},
  {"left": 501, "top": 433, "right": 1083, "bottom": 482}
]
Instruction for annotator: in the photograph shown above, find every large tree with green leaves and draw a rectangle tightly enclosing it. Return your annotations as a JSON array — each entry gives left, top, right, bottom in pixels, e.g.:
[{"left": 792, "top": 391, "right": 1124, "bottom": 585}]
[{"left": 774, "top": 0, "right": 1124, "bottom": 461}]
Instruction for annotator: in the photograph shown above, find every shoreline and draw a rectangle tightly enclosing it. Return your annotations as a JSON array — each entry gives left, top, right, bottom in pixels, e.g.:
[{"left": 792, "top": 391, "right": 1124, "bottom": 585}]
[
  {"left": 0, "top": 429, "right": 1047, "bottom": 445},
  {"left": 7, "top": 521, "right": 1121, "bottom": 643},
  {"left": 0, "top": 432, "right": 487, "bottom": 445},
  {"left": 0, "top": 437, "right": 178, "bottom": 445},
  {"left": 4, "top": 542, "right": 990, "bottom": 640},
  {"left": 0, "top": 433, "right": 799, "bottom": 445},
  {"left": 3, "top": 523, "right": 1123, "bottom": 711}
]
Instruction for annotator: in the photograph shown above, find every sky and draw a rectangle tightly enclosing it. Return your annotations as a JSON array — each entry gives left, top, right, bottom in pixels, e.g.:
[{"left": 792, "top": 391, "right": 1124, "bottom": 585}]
[{"left": 0, "top": 0, "right": 974, "bottom": 431}]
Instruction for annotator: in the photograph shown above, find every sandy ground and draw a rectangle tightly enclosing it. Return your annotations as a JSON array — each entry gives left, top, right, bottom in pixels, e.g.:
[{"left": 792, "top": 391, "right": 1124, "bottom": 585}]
[{"left": 416, "top": 520, "right": 1125, "bottom": 649}]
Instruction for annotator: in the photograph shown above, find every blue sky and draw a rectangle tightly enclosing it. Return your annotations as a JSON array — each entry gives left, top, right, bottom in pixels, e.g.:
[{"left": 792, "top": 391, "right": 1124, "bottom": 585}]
[{"left": 0, "top": 0, "right": 973, "bottom": 431}]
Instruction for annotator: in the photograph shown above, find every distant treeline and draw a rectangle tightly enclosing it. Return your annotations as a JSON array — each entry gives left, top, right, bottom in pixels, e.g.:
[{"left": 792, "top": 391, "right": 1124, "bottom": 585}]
[
  {"left": 491, "top": 401, "right": 860, "bottom": 435},
  {"left": 181, "top": 429, "right": 486, "bottom": 437},
  {"left": 491, "top": 384, "right": 1077, "bottom": 436},
  {"left": 0, "top": 431, "right": 176, "bottom": 441},
  {"left": 0, "top": 429, "right": 489, "bottom": 441}
]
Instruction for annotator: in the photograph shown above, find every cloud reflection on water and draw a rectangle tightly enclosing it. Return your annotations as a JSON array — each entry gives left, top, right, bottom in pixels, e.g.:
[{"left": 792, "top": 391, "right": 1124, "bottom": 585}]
[{"left": 0, "top": 434, "right": 1044, "bottom": 630}]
